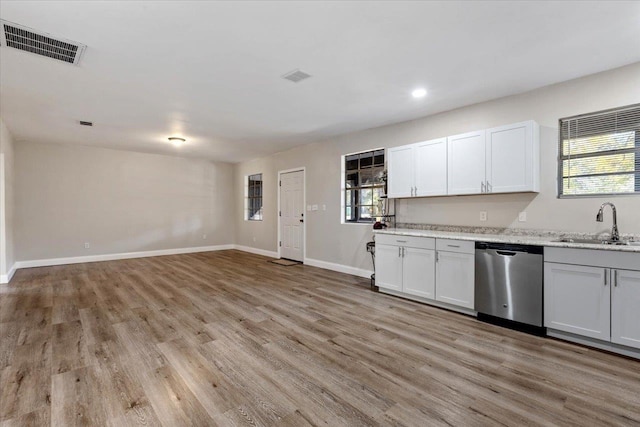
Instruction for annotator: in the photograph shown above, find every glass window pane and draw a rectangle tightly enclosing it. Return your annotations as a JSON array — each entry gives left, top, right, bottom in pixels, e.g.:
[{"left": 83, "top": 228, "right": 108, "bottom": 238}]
[
  {"left": 346, "top": 156, "right": 358, "bottom": 171},
  {"left": 360, "top": 188, "right": 373, "bottom": 205},
  {"left": 563, "top": 174, "right": 635, "bottom": 195},
  {"left": 359, "top": 152, "right": 373, "bottom": 168},
  {"left": 360, "top": 169, "right": 373, "bottom": 186},
  {"left": 346, "top": 172, "right": 358, "bottom": 188},
  {"left": 562, "top": 153, "right": 635, "bottom": 177},
  {"left": 562, "top": 132, "right": 635, "bottom": 157},
  {"left": 360, "top": 206, "right": 373, "bottom": 220},
  {"left": 374, "top": 150, "right": 385, "bottom": 166}
]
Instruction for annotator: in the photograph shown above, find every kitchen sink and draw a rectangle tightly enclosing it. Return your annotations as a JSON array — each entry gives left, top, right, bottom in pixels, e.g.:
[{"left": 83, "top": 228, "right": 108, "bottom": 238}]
[{"left": 553, "top": 237, "right": 635, "bottom": 246}]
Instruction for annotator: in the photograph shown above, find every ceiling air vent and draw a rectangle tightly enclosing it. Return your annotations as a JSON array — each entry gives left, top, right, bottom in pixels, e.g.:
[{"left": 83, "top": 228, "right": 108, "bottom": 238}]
[
  {"left": 0, "top": 20, "right": 86, "bottom": 65},
  {"left": 282, "top": 69, "right": 312, "bottom": 83}
]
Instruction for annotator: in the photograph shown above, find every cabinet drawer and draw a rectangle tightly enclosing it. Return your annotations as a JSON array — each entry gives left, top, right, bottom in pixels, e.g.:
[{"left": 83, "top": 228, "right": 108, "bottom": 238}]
[
  {"left": 436, "top": 238, "right": 474, "bottom": 254},
  {"left": 376, "top": 234, "right": 435, "bottom": 250}
]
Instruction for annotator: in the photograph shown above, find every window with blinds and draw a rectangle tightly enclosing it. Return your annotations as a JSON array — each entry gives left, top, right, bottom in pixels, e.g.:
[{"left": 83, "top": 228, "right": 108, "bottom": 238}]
[{"left": 559, "top": 104, "right": 640, "bottom": 197}]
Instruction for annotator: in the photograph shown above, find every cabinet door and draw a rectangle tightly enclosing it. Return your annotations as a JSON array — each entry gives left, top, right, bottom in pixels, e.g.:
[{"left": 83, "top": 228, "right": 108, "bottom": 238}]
[
  {"left": 402, "top": 247, "right": 436, "bottom": 299},
  {"left": 376, "top": 244, "right": 403, "bottom": 291},
  {"left": 486, "top": 121, "right": 539, "bottom": 194},
  {"left": 414, "top": 138, "right": 447, "bottom": 197},
  {"left": 611, "top": 269, "right": 640, "bottom": 349},
  {"left": 435, "top": 251, "right": 475, "bottom": 308},
  {"left": 544, "top": 263, "right": 610, "bottom": 341},
  {"left": 387, "top": 145, "right": 414, "bottom": 198},
  {"left": 447, "top": 130, "right": 486, "bottom": 195}
]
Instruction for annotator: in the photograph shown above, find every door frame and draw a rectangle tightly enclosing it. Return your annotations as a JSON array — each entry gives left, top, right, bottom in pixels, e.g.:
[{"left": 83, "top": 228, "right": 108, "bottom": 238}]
[{"left": 277, "top": 167, "right": 306, "bottom": 262}]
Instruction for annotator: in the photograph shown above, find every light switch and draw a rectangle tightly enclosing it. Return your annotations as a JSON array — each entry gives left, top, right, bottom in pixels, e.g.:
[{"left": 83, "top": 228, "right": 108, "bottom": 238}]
[
  {"left": 519, "top": 212, "right": 527, "bottom": 222},
  {"left": 480, "top": 211, "right": 487, "bottom": 221},
  {"left": 312, "top": 204, "right": 318, "bottom": 211}
]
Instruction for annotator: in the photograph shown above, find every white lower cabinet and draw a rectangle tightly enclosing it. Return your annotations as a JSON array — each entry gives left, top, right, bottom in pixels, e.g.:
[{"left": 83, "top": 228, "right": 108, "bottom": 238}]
[
  {"left": 544, "top": 263, "right": 610, "bottom": 341},
  {"left": 376, "top": 244, "right": 404, "bottom": 292},
  {"left": 611, "top": 269, "right": 640, "bottom": 348},
  {"left": 434, "top": 239, "right": 475, "bottom": 309},
  {"left": 544, "top": 247, "right": 640, "bottom": 351},
  {"left": 375, "top": 235, "right": 473, "bottom": 311},
  {"left": 403, "top": 247, "right": 436, "bottom": 299},
  {"left": 375, "top": 235, "right": 436, "bottom": 298}
]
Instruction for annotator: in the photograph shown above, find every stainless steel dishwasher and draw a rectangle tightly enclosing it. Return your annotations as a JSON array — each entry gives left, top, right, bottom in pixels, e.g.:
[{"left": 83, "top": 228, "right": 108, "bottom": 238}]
[{"left": 475, "top": 242, "right": 544, "bottom": 328}]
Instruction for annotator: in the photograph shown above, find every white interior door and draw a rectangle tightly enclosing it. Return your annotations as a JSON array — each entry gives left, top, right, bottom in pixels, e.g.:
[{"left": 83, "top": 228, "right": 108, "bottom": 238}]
[{"left": 279, "top": 170, "right": 304, "bottom": 261}]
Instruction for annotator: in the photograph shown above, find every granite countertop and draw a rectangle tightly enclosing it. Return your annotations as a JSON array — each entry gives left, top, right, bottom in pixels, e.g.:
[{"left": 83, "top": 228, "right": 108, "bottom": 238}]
[{"left": 374, "top": 227, "right": 640, "bottom": 253}]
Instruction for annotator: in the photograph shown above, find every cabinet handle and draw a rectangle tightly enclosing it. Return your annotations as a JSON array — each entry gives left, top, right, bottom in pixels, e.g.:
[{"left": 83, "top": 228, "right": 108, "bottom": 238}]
[
  {"left": 447, "top": 244, "right": 460, "bottom": 248},
  {"left": 481, "top": 181, "right": 485, "bottom": 193},
  {"left": 402, "top": 247, "right": 406, "bottom": 257},
  {"left": 414, "top": 186, "right": 418, "bottom": 196},
  {"left": 396, "top": 240, "right": 407, "bottom": 243},
  {"left": 436, "top": 251, "right": 439, "bottom": 262},
  {"left": 604, "top": 269, "right": 608, "bottom": 286},
  {"left": 486, "top": 181, "right": 491, "bottom": 193},
  {"left": 398, "top": 247, "right": 401, "bottom": 257},
  {"left": 614, "top": 270, "right": 618, "bottom": 287}
]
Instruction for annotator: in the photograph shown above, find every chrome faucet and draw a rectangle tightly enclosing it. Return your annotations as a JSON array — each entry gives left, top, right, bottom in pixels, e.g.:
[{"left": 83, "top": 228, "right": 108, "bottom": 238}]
[{"left": 596, "top": 202, "right": 620, "bottom": 241}]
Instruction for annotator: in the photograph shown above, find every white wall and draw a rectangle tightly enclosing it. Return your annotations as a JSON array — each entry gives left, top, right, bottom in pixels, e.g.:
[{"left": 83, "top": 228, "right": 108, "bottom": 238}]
[
  {"left": 15, "top": 142, "right": 235, "bottom": 262},
  {"left": 235, "top": 62, "right": 640, "bottom": 273},
  {"left": 0, "top": 119, "right": 16, "bottom": 280}
]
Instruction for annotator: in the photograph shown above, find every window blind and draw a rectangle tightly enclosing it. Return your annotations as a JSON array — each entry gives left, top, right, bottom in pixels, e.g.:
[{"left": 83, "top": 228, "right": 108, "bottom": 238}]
[{"left": 559, "top": 104, "right": 640, "bottom": 197}]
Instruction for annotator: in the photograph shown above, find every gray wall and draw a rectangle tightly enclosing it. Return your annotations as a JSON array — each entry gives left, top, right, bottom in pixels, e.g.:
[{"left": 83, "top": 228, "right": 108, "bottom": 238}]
[
  {"left": 0, "top": 119, "right": 15, "bottom": 275},
  {"left": 15, "top": 142, "right": 235, "bottom": 261},
  {"left": 234, "top": 62, "right": 640, "bottom": 272}
]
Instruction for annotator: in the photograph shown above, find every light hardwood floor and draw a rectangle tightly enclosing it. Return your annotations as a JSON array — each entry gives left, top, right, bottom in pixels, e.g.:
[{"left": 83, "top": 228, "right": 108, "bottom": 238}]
[{"left": 1, "top": 250, "right": 639, "bottom": 426}]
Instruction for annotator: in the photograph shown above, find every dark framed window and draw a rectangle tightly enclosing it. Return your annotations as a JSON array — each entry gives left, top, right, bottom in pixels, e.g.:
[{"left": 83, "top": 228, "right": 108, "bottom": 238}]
[
  {"left": 246, "top": 173, "right": 263, "bottom": 221},
  {"left": 559, "top": 104, "right": 640, "bottom": 197},
  {"left": 343, "top": 149, "right": 385, "bottom": 222}
]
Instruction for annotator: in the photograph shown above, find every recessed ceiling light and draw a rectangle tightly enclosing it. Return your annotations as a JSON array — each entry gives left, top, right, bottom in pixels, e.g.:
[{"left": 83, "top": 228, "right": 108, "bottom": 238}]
[
  {"left": 168, "top": 137, "right": 186, "bottom": 146},
  {"left": 412, "top": 88, "right": 427, "bottom": 98}
]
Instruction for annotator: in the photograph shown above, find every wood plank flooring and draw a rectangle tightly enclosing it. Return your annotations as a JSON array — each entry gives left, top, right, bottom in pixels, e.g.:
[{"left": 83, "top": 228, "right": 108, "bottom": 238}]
[{"left": 1, "top": 250, "right": 639, "bottom": 426}]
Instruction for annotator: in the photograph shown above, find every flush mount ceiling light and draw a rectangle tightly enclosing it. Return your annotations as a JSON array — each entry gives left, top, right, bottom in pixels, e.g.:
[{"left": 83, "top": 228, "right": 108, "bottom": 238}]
[
  {"left": 168, "top": 137, "right": 186, "bottom": 146},
  {"left": 412, "top": 88, "right": 427, "bottom": 98}
]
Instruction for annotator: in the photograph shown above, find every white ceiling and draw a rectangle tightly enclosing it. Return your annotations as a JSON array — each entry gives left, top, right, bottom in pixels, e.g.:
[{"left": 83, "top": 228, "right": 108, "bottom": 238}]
[{"left": 1, "top": 1, "right": 639, "bottom": 163}]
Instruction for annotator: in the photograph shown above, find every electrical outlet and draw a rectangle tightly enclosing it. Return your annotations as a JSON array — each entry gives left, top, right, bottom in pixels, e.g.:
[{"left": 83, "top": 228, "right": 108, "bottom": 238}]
[
  {"left": 479, "top": 211, "right": 487, "bottom": 222},
  {"left": 307, "top": 205, "right": 312, "bottom": 211},
  {"left": 84, "top": 242, "right": 90, "bottom": 249},
  {"left": 322, "top": 204, "right": 326, "bottom": 211},
  {"left": 518, "top": 212, "right": 527, "bottom": 222}
]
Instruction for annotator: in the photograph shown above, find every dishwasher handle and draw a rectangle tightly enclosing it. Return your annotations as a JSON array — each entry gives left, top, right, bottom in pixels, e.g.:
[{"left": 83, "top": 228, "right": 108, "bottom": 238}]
[{"left": 496, "top": 250, "right": 517, "bottom": 257}]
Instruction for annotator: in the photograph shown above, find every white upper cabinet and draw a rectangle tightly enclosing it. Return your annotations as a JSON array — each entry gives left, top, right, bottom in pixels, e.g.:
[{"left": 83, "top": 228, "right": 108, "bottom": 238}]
[
  {"left": 486, "top": 120, "right": 540, "bottom": 193},
  {"left": 447, "top": 130, "right": 486, "bottom": 195},
  {"left": 414, "top": 138, "right": 447, "bottom": 197},
  {"left": 387, "top": 120, "right": 540, "bottom": 198},
  {"left": 387, "top": 145, "right": 414, "bottom": 198}
]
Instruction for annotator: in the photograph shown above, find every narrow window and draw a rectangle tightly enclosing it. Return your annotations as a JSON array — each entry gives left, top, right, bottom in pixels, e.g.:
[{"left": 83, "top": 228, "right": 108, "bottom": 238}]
[
  {"left": 558, "top": 104, "right": 640, "bottom": 197},
  {"left": 245, "top": 173, "right": 263, "bottom": 221},
  {"left": 342, "top": 149, "right": 385, "bottom": 222}
]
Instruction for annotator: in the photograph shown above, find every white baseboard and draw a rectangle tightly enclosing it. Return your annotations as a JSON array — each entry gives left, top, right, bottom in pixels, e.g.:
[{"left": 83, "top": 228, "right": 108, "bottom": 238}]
[
  {"left": 304, "top": 257, "right": 373, "bottom": 279},
  {"left": 0, "top": 263, "right": 16, "bottom": 284},
  {"left": 13, "top": 244, "right": 235, "bottom": 270},
  {"left": 233, "top": 245, "right": 278, "bottom": 259}
]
